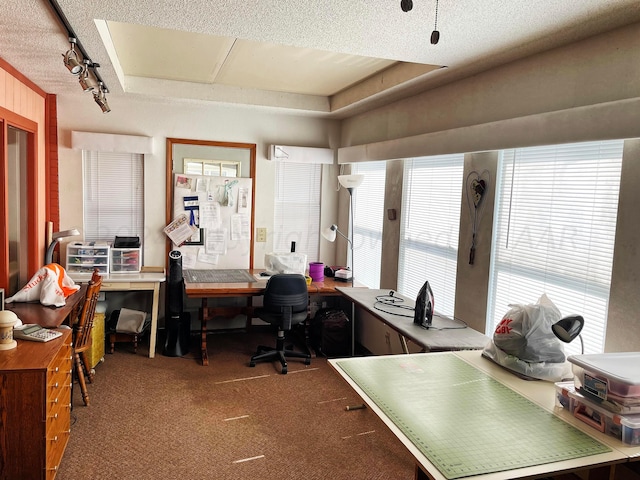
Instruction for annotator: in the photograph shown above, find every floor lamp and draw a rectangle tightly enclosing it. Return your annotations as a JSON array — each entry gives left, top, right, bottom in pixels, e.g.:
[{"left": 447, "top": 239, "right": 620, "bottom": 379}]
[{"left": 322, "top": 173, "right": 364, "bottom": 355}]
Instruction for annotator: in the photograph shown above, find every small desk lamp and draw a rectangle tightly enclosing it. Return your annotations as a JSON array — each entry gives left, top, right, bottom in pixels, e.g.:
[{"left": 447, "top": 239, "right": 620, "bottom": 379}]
[
  {"left": 322, "top": 174, "right": 364, "bottom": 287},
  {"left": 552, "top": 314, "right": 585, "bottom": 354},
  {"left": 45, "top": 228, "right": 80, "bottom": 265},
  {"left": 322, "top": 224, "right": 353, "bottom": 285}
]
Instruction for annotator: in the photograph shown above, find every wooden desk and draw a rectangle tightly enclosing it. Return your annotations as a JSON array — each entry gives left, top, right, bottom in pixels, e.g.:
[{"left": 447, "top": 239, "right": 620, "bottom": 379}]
[
  {"left": 4, "top": 284, "right": 86, "bottom": 328},
  {"left": 330, "top": 350, "right": 636, "bottom": 480},
  {"left": 0, "top": 329, "right": 73, "bottom": 479},
  {"left": 184, "top": 270, "right": 355, "bottom": 366},
  {"left": 337, "top": 287, "right": 489, "bottom": 353},
  {"left": 69, "top": 272, "right": 166, "bottom": 358}
]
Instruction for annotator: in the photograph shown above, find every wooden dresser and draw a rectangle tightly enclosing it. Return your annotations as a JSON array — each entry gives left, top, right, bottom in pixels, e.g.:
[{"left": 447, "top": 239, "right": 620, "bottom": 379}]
[{"left": 0, "top": 329, "right": 72, "bottom": 480}]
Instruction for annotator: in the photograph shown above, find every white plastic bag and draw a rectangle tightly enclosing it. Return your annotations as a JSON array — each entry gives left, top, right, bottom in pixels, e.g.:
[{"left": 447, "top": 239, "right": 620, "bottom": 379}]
[
  {"left": 264, "top": 253, "right": 307, "bottom": 276},
  {"left": 4, "top": 263, "right": 80, "bottom": 307},
  {"left": 482, "top": 294, "right": 572, "bottom": 381}
]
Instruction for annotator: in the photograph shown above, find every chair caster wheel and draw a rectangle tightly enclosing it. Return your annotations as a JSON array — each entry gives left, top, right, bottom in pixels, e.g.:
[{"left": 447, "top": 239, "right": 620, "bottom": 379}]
[
  {"left": 249, "top": 361, "right": 256, "bottom": 367},
  {"left": 281, "top": 366, "right": 288, "bottom": 374},
  {"left": 304, "top": 358, "right": 311, "bottom": 365}
]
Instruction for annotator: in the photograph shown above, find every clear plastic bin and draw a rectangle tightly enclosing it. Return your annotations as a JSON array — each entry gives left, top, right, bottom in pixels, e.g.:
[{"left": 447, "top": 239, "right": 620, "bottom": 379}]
[
  {"left": 557, "top": 384, "right": 640, "bottom": 446},
  {"left": 569, "top": 353, "right": 640, "bottom": 401}
]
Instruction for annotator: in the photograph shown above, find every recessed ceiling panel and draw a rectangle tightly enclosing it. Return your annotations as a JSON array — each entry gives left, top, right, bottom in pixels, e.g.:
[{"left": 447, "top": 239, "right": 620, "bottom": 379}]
[
  {"left": 106, "top": 21, "right": 400, "bottom": 97},
  {"left": 107, "top": 21, "right": 234, "bottom": 83},
  {"left": 216, "top": 39, "right": 396, "bottom": 96}
]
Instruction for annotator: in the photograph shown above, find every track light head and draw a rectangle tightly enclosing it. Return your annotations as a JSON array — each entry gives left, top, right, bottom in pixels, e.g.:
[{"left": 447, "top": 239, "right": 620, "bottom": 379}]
[
  {"left": 79, "top": 60, "right": 99, "bottom": 92},
  {"left": 63, "top": 38, "right": 84, "bottom": 75},
  {"left": 93, "top": 83, "right": 111, "bottom": 113},
  {"left": 400, "top": 0, "right": 413, "bottom": 12}
]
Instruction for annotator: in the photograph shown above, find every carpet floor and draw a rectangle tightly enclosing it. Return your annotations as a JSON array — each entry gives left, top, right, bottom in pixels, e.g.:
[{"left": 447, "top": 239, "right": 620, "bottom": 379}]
[{"left": 57, "top": 330, "right": 415, "bottom": 480}]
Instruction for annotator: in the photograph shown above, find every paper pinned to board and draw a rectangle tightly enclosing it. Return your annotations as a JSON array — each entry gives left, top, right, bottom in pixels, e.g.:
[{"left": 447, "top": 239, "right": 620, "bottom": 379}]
[{"left": 163, "top": 213, "right": 197, "bottom": 246}]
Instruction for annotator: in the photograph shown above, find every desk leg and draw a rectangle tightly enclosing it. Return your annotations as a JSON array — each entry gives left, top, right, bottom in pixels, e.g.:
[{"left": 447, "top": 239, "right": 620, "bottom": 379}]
[
  {"left": 200, "top": 298, "right": 209, "bottom": 366},
  {"left": 148, "top": 283, "right": 160, "bottom": 358}
]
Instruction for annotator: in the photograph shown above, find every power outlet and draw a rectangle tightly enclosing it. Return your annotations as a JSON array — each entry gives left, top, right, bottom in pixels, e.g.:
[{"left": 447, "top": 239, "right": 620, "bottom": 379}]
[{"left": 256, "top": 227, "right": 267, "bottom": 242}]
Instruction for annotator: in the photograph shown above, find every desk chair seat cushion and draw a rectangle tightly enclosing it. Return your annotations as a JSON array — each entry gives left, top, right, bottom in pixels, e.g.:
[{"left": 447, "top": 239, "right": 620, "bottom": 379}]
[{"left": 250, "top": 274, "right": 311, "bottom": 374}]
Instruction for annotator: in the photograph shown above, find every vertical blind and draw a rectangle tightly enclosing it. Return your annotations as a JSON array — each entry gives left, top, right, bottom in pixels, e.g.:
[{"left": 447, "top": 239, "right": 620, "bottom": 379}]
[
  {"left": 352, "top": 162, "right": 386, "bottom": 288},
  {"left": 487, "top": 140, "right": 624, "bottom": 355},
  {"left": 273, "top": 162, "right": 321, "bottom": 261},
  {"left": 83, "top": 151, "right": 144, "bottom": 244},
  {"left": 398, "top": 154, "right": 464, "bottom": 315}
]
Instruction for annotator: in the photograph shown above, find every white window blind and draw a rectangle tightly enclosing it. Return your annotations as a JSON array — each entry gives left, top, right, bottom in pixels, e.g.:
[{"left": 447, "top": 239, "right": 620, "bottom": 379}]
[
  {"left": 487, "top": 140, "right": 624, "bottom": 355},
  {"left": 398, "top": 154, "right": 464, "bottom": 315},
  {"left": 83, "top": 151, "right": 144, "bottom": 245},
  {"left": 352, "top": 162, "right": 386, "bottom": 288},
  {"left": 273, "top": 162, "right": 321, "bottom": 261}
]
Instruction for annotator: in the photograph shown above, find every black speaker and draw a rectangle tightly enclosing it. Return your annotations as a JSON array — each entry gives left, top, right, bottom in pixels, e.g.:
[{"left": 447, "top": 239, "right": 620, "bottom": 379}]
[
  {"left": 164, "top": 250, "right": 190, "bottom": 357},
  {"left": 168, "top": 250, "right": 183, "bottom": 283}
]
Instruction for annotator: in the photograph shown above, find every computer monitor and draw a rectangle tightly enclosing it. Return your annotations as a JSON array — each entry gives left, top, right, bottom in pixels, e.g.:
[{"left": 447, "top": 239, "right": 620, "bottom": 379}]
[{"left": 413, "top": 280, "right": 434, "bottom": 329}]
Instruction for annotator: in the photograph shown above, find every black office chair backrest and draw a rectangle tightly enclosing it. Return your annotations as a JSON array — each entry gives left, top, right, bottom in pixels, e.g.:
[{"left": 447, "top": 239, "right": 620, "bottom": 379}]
[{"left": 263, "top": 273, "right": 309, "bottom": 317}]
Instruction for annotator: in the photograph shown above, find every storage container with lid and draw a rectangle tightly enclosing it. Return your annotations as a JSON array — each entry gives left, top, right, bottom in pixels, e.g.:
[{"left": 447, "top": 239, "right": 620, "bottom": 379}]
[{"left": 568, "top": 352, "right": 640, "bottom": 402}]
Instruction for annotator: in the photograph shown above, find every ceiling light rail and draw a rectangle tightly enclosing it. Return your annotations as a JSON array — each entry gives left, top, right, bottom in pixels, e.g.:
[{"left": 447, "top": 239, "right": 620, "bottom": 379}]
[{"left": 49, "top": 0, "right": 111, "bottom": 113}]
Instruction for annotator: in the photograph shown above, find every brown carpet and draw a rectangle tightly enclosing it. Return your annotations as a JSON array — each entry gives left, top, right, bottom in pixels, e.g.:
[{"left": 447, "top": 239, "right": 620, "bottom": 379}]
[{"left": 57, "top": 330, "right": 415, "bottom": 480}]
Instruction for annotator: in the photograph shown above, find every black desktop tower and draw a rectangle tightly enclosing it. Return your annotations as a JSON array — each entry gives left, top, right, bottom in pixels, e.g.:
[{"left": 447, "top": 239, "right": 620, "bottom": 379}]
[{"left": 163, "top": 250, "right": 190, "bottom": 357}]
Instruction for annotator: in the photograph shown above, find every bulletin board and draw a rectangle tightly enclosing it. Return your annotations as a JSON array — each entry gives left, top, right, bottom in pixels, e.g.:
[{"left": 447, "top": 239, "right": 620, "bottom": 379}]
[{"left": 170, "top": 173, "right": 253, "bottom": 270}]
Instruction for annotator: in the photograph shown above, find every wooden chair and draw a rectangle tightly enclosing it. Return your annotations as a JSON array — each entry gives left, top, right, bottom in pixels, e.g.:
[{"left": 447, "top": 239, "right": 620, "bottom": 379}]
[{"left": 73, "top": 269, "right": 102, "bottom": 406}]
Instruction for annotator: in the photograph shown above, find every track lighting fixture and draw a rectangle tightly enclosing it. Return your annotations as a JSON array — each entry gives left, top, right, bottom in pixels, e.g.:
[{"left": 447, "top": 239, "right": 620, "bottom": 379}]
[
  {"left": 431, "top": 0, "right": 440, "bottom": 44},
  {"left": 79, "top": 60, "right": 99, "bottom": 92},
  {"left": 63, "top": 37, "right": 84, "bottom": 75},
  {"left": 93, "top": 83, "right": 111, "bottom": 113},
  {"left": 400, "top": 0, "right": 413, "bottom": 12},
  {"left": 51, "top": 1, "right": 112, "bottom": 112}
]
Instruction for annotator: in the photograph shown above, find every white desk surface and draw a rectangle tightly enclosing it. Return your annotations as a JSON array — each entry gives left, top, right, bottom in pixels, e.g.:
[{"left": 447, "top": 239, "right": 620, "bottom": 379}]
[
  {"left": 330, "top": 350, "right": 638, "bottom": 480},
  {"left": 69, "top": 272, "right": 166, "bottom": 283},
  {"left": 69, "top": 271, "right": 166, "bottom": 358},
  {"left": 337, "top": 287, "right": 489, "bottom": 351}
]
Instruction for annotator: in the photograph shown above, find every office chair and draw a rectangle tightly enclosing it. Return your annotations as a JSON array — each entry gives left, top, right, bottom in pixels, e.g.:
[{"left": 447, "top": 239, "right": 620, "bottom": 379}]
[
  {"left": 249, "top": 274, "right": 311, "bottom": 374},
  {"left": 72, "top": 269, "right": 102, "bottom": 406}
]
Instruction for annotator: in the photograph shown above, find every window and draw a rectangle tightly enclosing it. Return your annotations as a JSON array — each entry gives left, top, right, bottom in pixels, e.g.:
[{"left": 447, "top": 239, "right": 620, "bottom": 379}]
[
  {"left": 83, "top": 151, "right": 144, "bottom": 246},
  {"left": 183, "top": 158, "right": 240, "bottom": 177},
  {"left": 398, "top": 154, "right": 464, "bottom": 315},
  {"left": 273, "top": 162, "right": 321, "bottom": 261},
  {"left": 352, "top": 162, "right": 386, "bottom": 288},
  {"left": 487, "top": 140, "right": 624, "bottom": 355}
]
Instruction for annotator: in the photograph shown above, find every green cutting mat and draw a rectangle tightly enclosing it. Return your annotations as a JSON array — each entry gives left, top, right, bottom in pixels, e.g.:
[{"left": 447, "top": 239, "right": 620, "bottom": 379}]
[{"left": 336, "top": 355, "right": 610, "bottom": 479}]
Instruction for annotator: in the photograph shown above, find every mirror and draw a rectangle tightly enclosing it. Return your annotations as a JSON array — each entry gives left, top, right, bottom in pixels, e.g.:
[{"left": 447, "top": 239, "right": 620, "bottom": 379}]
[{"left": 165, "top": 138, "right": 257, "bottom": 268}]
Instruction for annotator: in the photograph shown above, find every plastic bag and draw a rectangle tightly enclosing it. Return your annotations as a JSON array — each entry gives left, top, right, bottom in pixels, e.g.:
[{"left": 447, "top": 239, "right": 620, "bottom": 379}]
[
  {"left": 482, "top": 294, "right": 572, "bottom": 381},
  {"left": 4, "top": 263, "right": 80, "bottom": 307}
]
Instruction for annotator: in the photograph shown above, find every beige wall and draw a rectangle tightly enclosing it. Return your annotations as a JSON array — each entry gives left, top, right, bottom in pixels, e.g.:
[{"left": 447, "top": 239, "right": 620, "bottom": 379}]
[
  {"left": 340, "top": 22, "right": 640, "bottom": 351},
  {"left": 56, "top": 95, "right": 341, "bottom": 268}
]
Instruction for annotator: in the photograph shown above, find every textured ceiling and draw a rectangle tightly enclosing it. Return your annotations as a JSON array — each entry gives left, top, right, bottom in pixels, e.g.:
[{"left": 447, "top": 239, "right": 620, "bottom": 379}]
[{"left": 1, "top": 0, "right": 640, "bottom": 117}]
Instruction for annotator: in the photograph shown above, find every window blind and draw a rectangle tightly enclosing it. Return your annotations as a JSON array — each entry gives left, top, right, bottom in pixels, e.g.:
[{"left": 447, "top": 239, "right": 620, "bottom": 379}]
[
  {"left": 487, "top": 140, "right": 624, "bottom": 355},
  {"left": 398, "top": 154, "right": 464, "bottom": 315},
  {"left": 273, "top": 162, "right": 321, "bottom": 261},
  {"left": 352, "top": 162, "right": 386, "bottom": 288},
  {"left": 83, "top": 151, "right": 144, "bottom": 245}
]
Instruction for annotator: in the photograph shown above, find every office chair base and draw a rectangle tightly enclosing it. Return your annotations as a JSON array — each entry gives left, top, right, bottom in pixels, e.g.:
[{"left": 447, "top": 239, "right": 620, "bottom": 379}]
[{"left": 249, "top": 336, "right": 311, "bottom": 374}]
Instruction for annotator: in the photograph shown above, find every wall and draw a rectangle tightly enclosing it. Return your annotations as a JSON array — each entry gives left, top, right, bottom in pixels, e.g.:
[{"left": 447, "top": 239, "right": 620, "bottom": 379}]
[
  {"left": 340, "top": 22, "right": 640, "bottom": 352},
  {"left": 56, "top": 96, "right": 341, "bottom": 268},
  {"left": 0, "top": 64, "right": 47, "bottom": 265}
]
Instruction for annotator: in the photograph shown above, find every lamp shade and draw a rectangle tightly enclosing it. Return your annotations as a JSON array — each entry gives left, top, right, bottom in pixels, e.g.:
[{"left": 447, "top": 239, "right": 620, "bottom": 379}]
[
  {"left": 338, "top": 174, "right": 364, "bottom": 190},
  {"left": 552, "top": 315, "right": 584, "bottom": 343},
  {"left": 322, "top": 224, "right": 338, "bottom": 242},
  {"left": 52, "top": 228, "right": 80, "bottom": 240}
]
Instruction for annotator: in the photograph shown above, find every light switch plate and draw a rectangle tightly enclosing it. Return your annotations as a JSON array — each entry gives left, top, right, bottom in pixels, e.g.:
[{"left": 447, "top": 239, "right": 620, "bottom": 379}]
[{"left": 256, "top": 228, "right": 267, "bottom": 242}]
